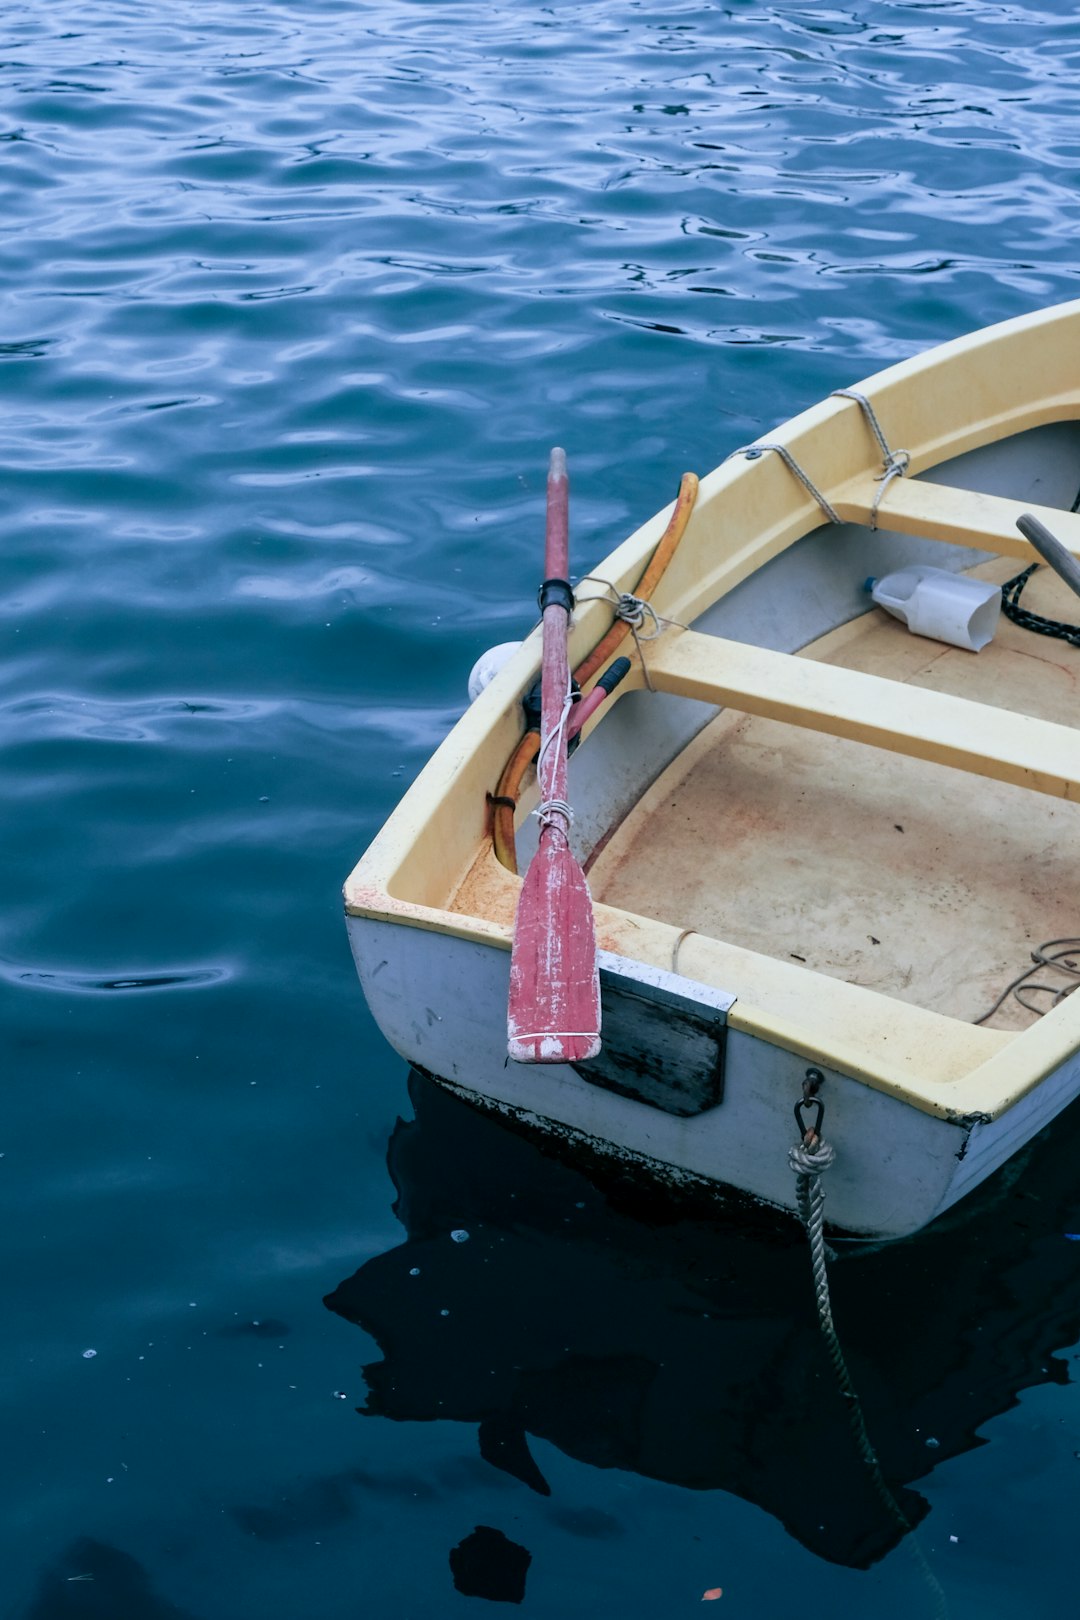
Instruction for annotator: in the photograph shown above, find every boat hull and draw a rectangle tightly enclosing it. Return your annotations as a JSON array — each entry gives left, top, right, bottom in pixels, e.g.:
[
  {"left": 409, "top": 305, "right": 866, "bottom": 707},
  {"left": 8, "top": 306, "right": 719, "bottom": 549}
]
[{"left": 346, "top": 915, "right": 1080, "bottom": 1239}]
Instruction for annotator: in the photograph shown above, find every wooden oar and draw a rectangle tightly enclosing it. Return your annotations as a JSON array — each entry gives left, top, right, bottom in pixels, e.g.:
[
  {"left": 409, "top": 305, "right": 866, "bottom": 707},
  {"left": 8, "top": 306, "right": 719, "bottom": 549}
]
[
  {"left": 1017, "top": 511, "right": 1080, "bottom": 600},
  {"left": 507, "top": 449, "right": 601, "bottom": 1064}
]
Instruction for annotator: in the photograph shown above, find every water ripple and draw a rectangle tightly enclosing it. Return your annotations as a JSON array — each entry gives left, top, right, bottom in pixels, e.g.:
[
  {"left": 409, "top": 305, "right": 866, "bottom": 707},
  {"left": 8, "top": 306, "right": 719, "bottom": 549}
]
[
  {"left": 1, "top": 958, "right": 232, "bottom": 993},
  {"left": 3, "top": 2, "right": 1080, "bottom": 1614}
]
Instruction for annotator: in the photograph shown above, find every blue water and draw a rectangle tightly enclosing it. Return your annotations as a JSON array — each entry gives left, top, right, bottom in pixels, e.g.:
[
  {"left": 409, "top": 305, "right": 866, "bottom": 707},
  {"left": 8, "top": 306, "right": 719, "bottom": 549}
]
[{"left": 4, "top": 2, "right": 1080, "bottom": 1615}]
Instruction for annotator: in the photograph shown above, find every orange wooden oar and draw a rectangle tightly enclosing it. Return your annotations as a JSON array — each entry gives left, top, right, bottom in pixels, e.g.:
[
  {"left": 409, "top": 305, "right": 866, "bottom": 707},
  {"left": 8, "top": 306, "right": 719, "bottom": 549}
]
[{"left": 507, "top": 449, "right": 601, "bottom": 1064}]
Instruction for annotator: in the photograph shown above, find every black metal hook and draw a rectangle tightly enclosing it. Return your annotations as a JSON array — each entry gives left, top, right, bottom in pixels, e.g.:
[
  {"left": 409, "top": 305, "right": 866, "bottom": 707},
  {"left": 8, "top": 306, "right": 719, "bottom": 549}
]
[{"left": 794, "top": 1068, "right": 825, "bottom": 1139}]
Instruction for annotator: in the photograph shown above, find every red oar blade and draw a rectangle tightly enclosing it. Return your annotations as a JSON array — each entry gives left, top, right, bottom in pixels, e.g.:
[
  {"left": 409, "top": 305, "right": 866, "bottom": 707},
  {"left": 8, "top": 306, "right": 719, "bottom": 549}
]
[{"left": 507, "top": 834, "right": 601, "bottom": 1064}]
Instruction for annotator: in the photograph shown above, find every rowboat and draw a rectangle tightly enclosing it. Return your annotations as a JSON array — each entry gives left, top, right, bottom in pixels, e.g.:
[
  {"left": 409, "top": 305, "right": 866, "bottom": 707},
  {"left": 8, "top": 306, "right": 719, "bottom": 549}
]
[{"left": 344, "top": 299, "right": 1080, "bottom": 1240}]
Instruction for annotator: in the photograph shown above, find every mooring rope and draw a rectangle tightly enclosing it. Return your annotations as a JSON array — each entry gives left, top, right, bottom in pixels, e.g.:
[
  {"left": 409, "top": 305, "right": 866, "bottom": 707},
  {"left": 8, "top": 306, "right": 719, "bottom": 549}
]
[{"left": 790, "top": 1078, "right": 949, "bottom": 1619}]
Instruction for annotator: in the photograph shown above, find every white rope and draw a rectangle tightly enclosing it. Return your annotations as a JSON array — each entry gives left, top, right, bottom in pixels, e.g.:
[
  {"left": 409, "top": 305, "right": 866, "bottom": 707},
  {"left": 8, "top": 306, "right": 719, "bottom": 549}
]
[
  {"left": 576, "top": 577, "right": 686, "bottom": 637},
  {"left": 831, "top": 387, "right": 911, "bottom": 529},
  {"left": 576, "top": 577, "right": 688, "bottom": 693},
  {"left": 613, "top": 593, "right": 662, "bottom": 637},
  {"left": 530, "top": 662, "right": 577, "bottom": 836},
  {"left": 726, "top": 442, "right": 842, "bottom": 525},
  {"left": 512, "top": 1029, "right": 600, "bottom": 1041},
  {"left": 537, "top": 682, "right": 575, "bottom": 768},
  {"left": 869, "top": 450, "right": 911, "bottom": 528},
  {"left": 974, "top": 936, "right": 1080, "bottom": 1025},
  {"left": 788, "top": 1138, "right": 836, "bottom": 1179},
  {"left": 533, "top": 796, "right": 574, "bottom": 831},
  {"left": 831, "top": 386, "right": 892, "bottom": 459}
]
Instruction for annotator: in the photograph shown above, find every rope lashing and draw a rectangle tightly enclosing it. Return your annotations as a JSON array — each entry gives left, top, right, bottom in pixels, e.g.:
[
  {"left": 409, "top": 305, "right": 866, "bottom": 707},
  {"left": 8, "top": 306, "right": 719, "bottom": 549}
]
[
  {"left": 727, "top": 442, "right": 842, "bottom": 525},
  {"left": 576, "top": 577, "right": 685, "bottom": 693},
  {"left": 731, "top": 396, "right": 911, "bottom": 530},
  {"left": 831, "top": 387, "right": 911, "bottom": 528},
  {"left": 575, "top": 579, "right": 671, "bottom": 633},
  {"left": 831, "top": 386, "right": 893, "bottom": 461},
  {"left": 533, "top": 670, "right": 577, "bottom": 835},
  {"left": 490, "top": 471, "right": 699, "bottom": 875},
  {"left": 611, "top": 592, "right": 663, "bottom": 637},
  {"left": 533, "top": 797, "right": 574, "bottom": 833},
  {"left": 612, "top": 591, "right": 661, "bottom": 691}
]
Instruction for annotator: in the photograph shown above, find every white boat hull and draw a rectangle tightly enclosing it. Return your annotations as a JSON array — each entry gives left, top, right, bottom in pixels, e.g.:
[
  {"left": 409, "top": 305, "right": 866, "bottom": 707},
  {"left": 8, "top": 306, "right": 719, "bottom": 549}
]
[{"left": 349, "top": 916, "right": 1080, "bottom": 1239}]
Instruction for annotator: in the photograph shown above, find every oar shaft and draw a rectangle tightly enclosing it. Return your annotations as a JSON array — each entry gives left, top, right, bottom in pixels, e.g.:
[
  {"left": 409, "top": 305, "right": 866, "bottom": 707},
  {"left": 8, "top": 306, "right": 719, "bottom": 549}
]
[
  {"left": 1017, "top": 511, "right": 1080, "bottom": 601},
  {"left": 538, "top": 449, "right": 571, "bottom": 817}
]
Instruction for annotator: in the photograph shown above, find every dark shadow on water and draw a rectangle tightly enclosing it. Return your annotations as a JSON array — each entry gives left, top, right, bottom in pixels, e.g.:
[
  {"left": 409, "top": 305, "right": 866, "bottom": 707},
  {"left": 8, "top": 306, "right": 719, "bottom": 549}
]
[
  {"left": 325, "top": 1070, "right": 1080, "bottom": 1571},
  {"left": 231, "top": 1463, "right": 441, "bottom": 1541},
  {"left": 450, "top": 1525, "right": 531, "bottom": 1604},
  {"left": 215, "top": 1315, "right": 291, "bottom": 1340},
  {"left": 23, "top": 1539, "right": 199, "bottom": 1620}
]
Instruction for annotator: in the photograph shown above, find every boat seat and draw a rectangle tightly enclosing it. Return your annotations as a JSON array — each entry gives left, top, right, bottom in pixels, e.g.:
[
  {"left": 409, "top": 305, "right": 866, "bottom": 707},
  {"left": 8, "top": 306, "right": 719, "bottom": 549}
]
[
  {"left": 835, "top": 479, "right": 1080, "bottom": 563},
  {"left": 644, "top": 627, "right": 1080, "bottom": 800}
]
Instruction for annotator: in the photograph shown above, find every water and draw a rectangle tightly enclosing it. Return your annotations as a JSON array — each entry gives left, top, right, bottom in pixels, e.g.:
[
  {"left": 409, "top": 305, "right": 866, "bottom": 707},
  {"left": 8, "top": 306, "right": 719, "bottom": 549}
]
[{"left": 3, "top": 2, "right": 1079, "bottom": 1615}]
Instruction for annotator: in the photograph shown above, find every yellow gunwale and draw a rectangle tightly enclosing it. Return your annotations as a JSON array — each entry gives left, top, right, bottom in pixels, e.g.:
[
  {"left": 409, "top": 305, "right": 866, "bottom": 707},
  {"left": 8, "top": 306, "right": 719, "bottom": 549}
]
[{"left": 344, "top": 298, "right": 1080, "bottom": 1123}]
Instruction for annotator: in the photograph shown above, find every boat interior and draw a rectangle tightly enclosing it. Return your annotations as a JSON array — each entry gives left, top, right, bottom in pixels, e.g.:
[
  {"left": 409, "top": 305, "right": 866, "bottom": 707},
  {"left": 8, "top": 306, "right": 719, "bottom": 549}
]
[
  {"left": 442, "top": 418, "right": 1080, "bottom": 1098},
  {"left": 588, "top": 552, "right": 1079, "bottom": 1036}
]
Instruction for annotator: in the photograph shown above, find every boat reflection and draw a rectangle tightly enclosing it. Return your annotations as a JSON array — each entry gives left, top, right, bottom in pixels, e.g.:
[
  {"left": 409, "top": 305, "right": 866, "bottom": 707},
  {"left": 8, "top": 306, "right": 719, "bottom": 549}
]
[{"left": 325, "top": 1071, "right": 1080, "bottom": 1570}]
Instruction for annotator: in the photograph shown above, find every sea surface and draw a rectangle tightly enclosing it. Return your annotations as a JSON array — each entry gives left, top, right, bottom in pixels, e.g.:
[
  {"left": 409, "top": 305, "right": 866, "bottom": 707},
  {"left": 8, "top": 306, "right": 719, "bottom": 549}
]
[{"left": 3, "top": 2, "right": 1080, "bottom": 1616}]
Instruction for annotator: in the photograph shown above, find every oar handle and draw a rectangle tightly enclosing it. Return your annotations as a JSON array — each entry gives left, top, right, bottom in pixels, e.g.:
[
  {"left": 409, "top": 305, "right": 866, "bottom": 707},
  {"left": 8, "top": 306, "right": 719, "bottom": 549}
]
[
  {"left": 567, "top": 656, "right": 632, "bottom": 740},
  {"left": 1016, "top": 512, "right": 1080, "bottom": 601},
  {"left": 546, "top": 447, "right": 569, "bottom": 581}
]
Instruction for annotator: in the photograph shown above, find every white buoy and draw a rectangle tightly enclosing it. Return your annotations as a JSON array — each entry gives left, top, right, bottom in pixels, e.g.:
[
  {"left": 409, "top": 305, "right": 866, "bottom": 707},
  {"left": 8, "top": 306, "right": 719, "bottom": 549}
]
[
  {"left": 866, "top": 567, "right": 1001, "bottom": 652},
  {"left": 467, "top": 642, "right": 522, "bottom": 702}
]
